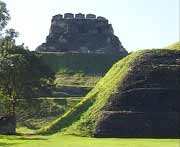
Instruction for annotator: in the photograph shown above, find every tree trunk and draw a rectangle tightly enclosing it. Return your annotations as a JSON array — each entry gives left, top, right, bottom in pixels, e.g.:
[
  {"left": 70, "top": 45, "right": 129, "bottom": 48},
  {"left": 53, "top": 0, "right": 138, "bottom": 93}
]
[
  {"left": 11, "top": 96, "right": 16, "bottom": 118},
  {"left": 11, "top": 96, "right": 16, "bottom": 131}
]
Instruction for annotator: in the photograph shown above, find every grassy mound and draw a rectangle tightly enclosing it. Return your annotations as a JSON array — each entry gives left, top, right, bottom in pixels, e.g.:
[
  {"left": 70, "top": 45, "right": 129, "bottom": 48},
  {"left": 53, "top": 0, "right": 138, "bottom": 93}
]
[
  {"left": 164, "top": 42, "right": 180, "bottom": 50},
  {"left": 37, "top": 50, "right": 147, "bottom": 135},
  {"left": 38, "top": 49, "right": 180, "bottom": 137}
]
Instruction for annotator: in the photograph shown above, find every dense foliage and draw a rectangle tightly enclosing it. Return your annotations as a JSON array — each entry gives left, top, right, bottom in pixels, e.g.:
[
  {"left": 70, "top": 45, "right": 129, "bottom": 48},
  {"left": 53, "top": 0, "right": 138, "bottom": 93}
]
[
  {"left": 0, "top": 1, "right": 55, "bottom": 119},
  {"left": 0, "top": 0, "right": 10, "bottom": 31},
  {"left": 0, "top": 36, "right": 55, "bottom": 116}
]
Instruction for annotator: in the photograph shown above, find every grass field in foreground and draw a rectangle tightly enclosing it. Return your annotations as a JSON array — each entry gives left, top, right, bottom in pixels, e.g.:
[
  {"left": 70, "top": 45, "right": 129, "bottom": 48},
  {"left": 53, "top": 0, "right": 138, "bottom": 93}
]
[{"left": 0, "top": 134, "right": 179, "bottom": 147}]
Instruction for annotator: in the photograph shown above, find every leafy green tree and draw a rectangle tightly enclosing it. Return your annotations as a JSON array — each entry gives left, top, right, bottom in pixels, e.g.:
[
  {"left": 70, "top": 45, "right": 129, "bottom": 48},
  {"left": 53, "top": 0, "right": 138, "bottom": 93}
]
[
  {"left": 0, "top": 0, "right": 10, "bottom": 31},
  {"left": 0, "top": 1, "right": 55, "bottom": 128},
  {"left": 0, "top": 34, "right": 55, "bottom": 118}
]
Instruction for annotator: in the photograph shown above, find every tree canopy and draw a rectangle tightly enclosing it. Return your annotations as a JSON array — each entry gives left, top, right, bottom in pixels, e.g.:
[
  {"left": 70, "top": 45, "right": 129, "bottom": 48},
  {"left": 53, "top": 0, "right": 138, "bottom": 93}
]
[
  {"left": 0, "top": 0, "right": 10, "bottom": 31},
  {"left": 0, "top": 36, "right": 55, "bottom": 116},
  {"left": 0, "top": 1, "right": 55, "bottom": 117}
]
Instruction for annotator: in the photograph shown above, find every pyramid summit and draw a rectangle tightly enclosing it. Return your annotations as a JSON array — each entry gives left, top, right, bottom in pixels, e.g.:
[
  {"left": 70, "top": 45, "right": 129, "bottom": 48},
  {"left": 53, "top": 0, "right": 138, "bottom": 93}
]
[{"left": 36, "top": 13, "right": 127, "bottom": 54}]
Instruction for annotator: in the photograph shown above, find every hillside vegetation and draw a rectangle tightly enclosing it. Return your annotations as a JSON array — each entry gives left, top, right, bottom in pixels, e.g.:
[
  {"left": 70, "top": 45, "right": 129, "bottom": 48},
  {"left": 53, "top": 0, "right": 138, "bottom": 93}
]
[
  {"left": 40, "top": 51, "right": 126, "bottom": 100},
  {"left": 40, "top": 52, "right": 126, "bottom": 94},
  {"left": 40, "top": 52, "right": 126, "bottom": 75},
  {"left": 164, "top": 42, "right": 180, "bottom": 50},
  {"left": 38, "top": 49, "right": 180, "bottom": 137},
  {"left": 40, "top": 52, "right": 126, "bottom": 87},
  {"left": 14, "top": 52, "right": 125, "bottom": 131},
  {"left": 38, "top": 50, "right": 145, "bottom": 135}
]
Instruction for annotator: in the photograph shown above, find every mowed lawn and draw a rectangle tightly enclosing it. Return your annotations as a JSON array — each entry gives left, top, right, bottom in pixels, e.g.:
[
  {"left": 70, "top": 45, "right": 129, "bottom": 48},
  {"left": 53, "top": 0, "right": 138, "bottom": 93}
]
[{"left": 0, "top": 134, "right": 179, "bottom": 147}]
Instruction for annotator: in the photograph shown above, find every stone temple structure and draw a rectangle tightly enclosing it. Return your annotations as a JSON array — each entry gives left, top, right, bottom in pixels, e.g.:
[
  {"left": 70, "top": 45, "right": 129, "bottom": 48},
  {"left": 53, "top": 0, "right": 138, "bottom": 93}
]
[{"left": 36, "top": 13, "right": 127, "bottom": 54}]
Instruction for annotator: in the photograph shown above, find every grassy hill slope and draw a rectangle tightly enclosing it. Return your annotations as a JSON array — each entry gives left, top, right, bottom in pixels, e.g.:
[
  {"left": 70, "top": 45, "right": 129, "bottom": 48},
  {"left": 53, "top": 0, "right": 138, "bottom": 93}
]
[
  {"left": 37, "top": 50, "right": 149, "bottom": 135},
  {"left": 164, "top": 42, "right": 180, "bottom": 50},
  {"left": 16, "top": 52, "right": 125, "bottom": 132},
  {"left": 40, "top": 52, "right": 126, "bottom": 95},
  {"left": 38, "top": 49, "right": 180, "bottom": 137},
  {"left": 16, "top": 52, "right": 126, "bottom": 132}
]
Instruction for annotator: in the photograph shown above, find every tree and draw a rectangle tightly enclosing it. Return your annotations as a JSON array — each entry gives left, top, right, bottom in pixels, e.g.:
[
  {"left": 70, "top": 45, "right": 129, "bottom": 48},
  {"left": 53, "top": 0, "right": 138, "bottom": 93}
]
[
  {"left": 0, "top": 35, "right": 55, "bottom": 118},
  {"left": 0, "top": 1, "right": 55, "bottom": 129},
  {"left": 0, "top": 0, "right": 10, "bottom": 31}
]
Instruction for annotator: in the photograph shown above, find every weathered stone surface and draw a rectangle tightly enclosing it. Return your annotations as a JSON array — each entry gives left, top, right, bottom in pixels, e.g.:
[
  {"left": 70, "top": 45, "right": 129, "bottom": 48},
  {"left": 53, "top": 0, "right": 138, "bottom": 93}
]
[
  {"left": 36, "top": 13, "right": 127, "bottom": 54},
  {"left": 75, "top": 13, "right": 85, "bottom": 19},
  {"left": 94, "top": 51, "right": 180, "bottom": 138},
  {"left": 0, "top": 116, "right": 16, "bottom": 135},
  {"left": 64, "top": 13, "right": 74, "bottom": 19},
  {"left": 95, "top": 111, "right": 180, "bottom": 138}
]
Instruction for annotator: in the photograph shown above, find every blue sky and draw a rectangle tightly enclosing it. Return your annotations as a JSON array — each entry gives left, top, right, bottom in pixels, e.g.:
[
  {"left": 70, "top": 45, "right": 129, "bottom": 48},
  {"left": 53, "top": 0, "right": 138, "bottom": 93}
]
[{"left": 3, "top": 0, "right": 179, "bottom": 52}]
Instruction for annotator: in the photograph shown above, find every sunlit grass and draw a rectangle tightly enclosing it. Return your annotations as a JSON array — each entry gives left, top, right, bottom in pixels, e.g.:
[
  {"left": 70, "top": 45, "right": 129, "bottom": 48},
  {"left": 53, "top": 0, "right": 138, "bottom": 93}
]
[{"left": 0, "top": 134, "right": 179, "bottom": 147}]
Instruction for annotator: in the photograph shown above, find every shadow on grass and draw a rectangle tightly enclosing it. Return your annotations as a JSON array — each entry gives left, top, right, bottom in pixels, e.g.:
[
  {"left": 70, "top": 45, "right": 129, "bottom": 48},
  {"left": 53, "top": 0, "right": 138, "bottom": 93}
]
[
  {"left": 41, "top": 94, "right": 96, "bottom": 135},
  {"left": 0, "top": 136, "right": 48, "bottom": 147},
  {"left": 0, "top": 142, "right": 20, "bottom": 146},
  {"left": 0, "top": 135, "right": 48, "bottom": 141},
  {"left": 10, "top": 137, "right": 48, "bottom": 141}
]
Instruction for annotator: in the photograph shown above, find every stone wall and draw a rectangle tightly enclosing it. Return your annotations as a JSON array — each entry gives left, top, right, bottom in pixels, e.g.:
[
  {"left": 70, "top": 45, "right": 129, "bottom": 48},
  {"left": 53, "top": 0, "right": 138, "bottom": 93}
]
[
  {"left": 36, "top": 13, "right": 127, "bottom": 54},
  {"left": 94, "top": 51, "right": 180, "bottom": 138},
  {"left": 52, "top": 13, "right": 105, "bottom": 20},
  {"left": 95, "top": 111, "right": 180, "bottom": 138},
  {"left": 0, "top": 116, "right": 16, "bottom": 135}
]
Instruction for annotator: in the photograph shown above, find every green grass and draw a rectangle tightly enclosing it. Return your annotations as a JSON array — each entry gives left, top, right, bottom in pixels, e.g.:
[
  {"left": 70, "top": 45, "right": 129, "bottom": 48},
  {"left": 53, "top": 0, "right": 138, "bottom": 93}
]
[
  {"left": 40, "top": 52, "right": 126, "bottom": 87},
  {"left": 0, "top": 134, "right": 179, "bottom": 147},
  {"left": 164, "top": 42, "right": 180, "bottom": 50},
  {"left": 55, "top": 73, "right": 101, "bottom": 87},
  {"left": 40, "top": 52, "right": 126, "bottom": 75},
  {"left": 16, "top": 127, "right": 36, "bottom": 134},
  {"left": 38, "top": 49, "right": 180, "bottom": 136},
  {"left": 16, "top": 97, "right": 82, "bottom": 132}
]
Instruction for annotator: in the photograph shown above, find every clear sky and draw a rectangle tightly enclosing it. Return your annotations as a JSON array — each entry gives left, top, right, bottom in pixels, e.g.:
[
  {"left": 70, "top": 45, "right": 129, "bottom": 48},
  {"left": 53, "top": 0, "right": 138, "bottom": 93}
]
[{"left": 3, "top": 0, "right": 180, "bottom": 52}]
